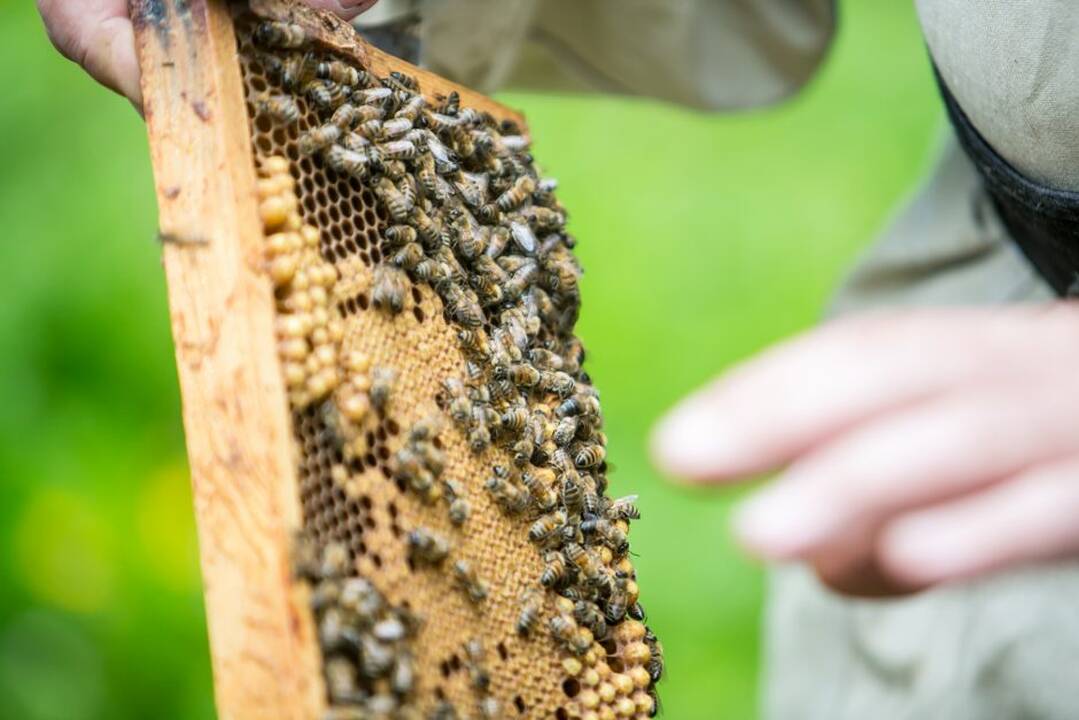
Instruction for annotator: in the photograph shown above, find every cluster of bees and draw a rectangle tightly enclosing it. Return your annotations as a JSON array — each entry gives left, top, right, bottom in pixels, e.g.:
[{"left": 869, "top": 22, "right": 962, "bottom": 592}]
[
  {"left": 296, "top": 539, "right": 424, "bottom": 720},
  {"left": 252, "top": 16, "right": 661, "bottom": 719}
]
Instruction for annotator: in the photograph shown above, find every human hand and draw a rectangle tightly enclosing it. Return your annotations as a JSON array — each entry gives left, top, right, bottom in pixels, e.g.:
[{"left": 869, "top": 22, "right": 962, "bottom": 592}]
[
  {"left": 651, "top": 305, "right": 1079, "bottom": 597},
  {"left": 36, "top": 0, "right": 380, "bottom": 110}
]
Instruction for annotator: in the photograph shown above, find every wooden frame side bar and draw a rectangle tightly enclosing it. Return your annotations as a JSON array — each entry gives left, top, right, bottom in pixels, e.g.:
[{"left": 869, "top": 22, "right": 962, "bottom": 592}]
[{"left": 131, "top": 2, "right": 322, "bottom": 718}]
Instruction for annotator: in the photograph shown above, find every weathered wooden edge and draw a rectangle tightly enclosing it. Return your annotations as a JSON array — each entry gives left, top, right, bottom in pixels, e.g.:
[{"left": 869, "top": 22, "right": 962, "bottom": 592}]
[
  {"left": 248, "top": 0, "right": 529, "bottom": 132},
  {"left": 130, "top": 2, "right": 324, "bottom": 718}
]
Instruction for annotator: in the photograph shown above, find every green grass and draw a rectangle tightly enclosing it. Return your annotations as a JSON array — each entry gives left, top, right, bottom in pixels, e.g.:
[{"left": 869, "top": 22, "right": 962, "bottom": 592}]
[{"left": 0, "top": 2, "right": 939, "bottom": 718}]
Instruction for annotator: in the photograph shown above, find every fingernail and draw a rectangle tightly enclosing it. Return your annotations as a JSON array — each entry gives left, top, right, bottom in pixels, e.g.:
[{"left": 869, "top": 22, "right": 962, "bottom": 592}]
[
  {"left": 732, "top": 486, "right": 831, "bottom": 558},
  {"left": 650, "top": 400, "right": 741, "bottom": 479}
]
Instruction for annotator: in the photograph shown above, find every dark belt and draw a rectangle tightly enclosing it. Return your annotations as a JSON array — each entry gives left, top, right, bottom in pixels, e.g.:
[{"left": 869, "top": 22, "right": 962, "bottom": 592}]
[{"left": 936, "top": 65, "right": 1079, "bottom": 296}]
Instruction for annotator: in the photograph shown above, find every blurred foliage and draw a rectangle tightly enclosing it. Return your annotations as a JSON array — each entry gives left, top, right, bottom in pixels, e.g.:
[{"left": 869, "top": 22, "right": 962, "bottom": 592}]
[{"left": 0, "top": 2, "right": 938, "bottom": 718}]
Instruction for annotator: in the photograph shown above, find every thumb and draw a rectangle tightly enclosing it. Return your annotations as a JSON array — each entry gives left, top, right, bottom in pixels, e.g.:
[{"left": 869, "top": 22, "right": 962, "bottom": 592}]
[{"left": 304, "top": 0, "right": 382, "bottom": 21}]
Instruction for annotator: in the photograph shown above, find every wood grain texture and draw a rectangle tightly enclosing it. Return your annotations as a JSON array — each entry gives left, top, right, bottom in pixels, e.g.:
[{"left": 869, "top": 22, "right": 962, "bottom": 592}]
[
  {"left": 248, "top": 0, "right": 528, "bottom": 131},
  {"left": 130, "top": 1, "right": 324, "bottom": 718}
]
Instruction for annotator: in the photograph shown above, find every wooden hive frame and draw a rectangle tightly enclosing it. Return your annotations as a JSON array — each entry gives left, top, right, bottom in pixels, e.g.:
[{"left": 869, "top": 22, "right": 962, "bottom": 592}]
[{"left": 131, "top": 2, "right": 659, "bottom": 719}]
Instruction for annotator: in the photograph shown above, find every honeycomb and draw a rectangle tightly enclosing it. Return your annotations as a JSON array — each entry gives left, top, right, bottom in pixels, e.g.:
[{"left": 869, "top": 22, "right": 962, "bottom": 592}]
[{"left": 234, "top": 7, "right": 661, "bottom": 718}]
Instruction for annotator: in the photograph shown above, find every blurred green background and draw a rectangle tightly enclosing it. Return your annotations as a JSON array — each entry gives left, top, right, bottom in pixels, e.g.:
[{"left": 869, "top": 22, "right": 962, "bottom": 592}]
[{"left": 0, "top": 2, "right": 940, "bottom": 718}]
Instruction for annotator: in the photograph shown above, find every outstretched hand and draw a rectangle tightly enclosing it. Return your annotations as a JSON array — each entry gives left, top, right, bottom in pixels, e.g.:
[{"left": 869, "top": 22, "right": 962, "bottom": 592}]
[
  {"left": 652, "top": 305, "right": 1079, "bottom": 597},
  {"left": 36, "top": 0, "right": 379, "bottom": 110}
]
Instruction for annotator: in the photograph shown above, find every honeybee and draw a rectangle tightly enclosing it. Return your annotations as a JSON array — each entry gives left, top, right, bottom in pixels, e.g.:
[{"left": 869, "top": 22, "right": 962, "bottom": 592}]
[
  {"left": 426, "top": 133, "right": 460, "bottom": 173},
  {"left": 464, "top": 638, "right": 490, "bottom": 691},
  {"left": 529, "top": 509, "right": 567, "bottom": 545},
  {"left": 408, "top": 415, "right": 442, "bottom": 443},
  {"left": 546, "top": 256, "right": 582, "bottom": 295},
  {"left": 372, "top": 265, "right": 409, "bottom": 315},
  {"left": 453, "top": 559, "right": 488, "bottom": 603},
  {"left": 377, "top": 116, "right": 411, "bottom": 140},
  {"left": 574, "top": 600, "right": 609, "bottom": 641},
  {"left": 495, "top": 175, "right": 536, "bottom": 212},
  {"left": 317, "top": 59, "right": 361, "bottom": 86},
  {"left": 415, "top": 154, "right": 441, "bottom": 202},
  {"left": 451, "top": 125, "right": 476, "bottom": 158},
  {"left": 424, "top": 110, "right": 461, "bottom": 133},
  {"left": 476, "top": 203, "right": 502, "bottom": 225},
  {"left": 501, "top": 134, "right": 531, "bottom": 152},
  {"left": 540, "top": 550, "right": 569, "bottom": 588},
  {"left": 317, "top": 607, "right": 351, "bottom": 654},
  {"left": 516, "top": 588, "right": 543, "bottom": 637},
  {"left": 549, "top": 614, "right": 576, "bottom": 647},
  {"left": 503, "top": 261, "right": 539, "bottom": 301},
  {"left": 509, "top": 220, "right": 538, "bottom": 255},
  {"left": 407, "top": 208, "right": 442, "bottom": 251},
  {"left": 442, "top": 282, "right": 485, "bottom": 328},
  {"left": 275, "top": 50, "right": 317, "bottom": 91},
  {"left": 605, "top": 576, "right": 630, "bottom": 624},
  {"left": 608, "top": 494, "right": 641, "bottom": 521},
  {"left": 560, "top": 476, "right": 584, "bottom": 517},
  {"left": 385, "top": 70, "right": 419, "bottom": 93},
  {"left": 363, "top": 367, "right": 392, "bottom": 412},
  {"left": 556, "top": 393, "right": 600, "bottom": 419},
  {"left": 406, "top": 527, "right": 450, "bottom": 565},
  {"left": 522, "top": 472, "right": 556, "bottom": 518},
  {"left": 323, "top": 145, "right": 370, "bottom": 180},
  {"left": 645, "top": 629, "right": 664, "bottom": 683},
  {"left": 377, "top": 139, "right": 418, "bottom": 160},
  {"left": 395, "top": 94, "right": 426, "bottom": 123},
  {"left": 340, "top": 131, "right": 371, "bottom": 153},
  {"left": 254, "top": 94, "right": 300, "bottom": 124},
  {"left": 338, "top": 576, "right": 384, "bottom": 619},
  {"left": 319, "top": 542, "right": 351, "bottom": 580},
  {"left": 550, "top": 615, "right": 592, "bottom": 655},
  {"left": 573, "top": 443, "right": 606, "bottom": 469},
  {"left": 390, "top": 650, "right": 415, "bottom": 697},
  {"left": 540, "top": 370, "right": 577, "bottom": 398},
  {"left": 528, "top": 347, "right": 563, "bottom": 371},
  {"left": 452, "top": 172, "right": 485, "bottom": 208},
  {"left": 553, "top": 416, "right": 578, "bottom": 447},
  {"left": 299, "top": 123, "right": 342, "bottom": 156},
  {"left": 449, "top": 213, "right": 486, "bottom": 260},
  {"left": 565, "top": 543, "right": 602, "bottom": 585},
  {"left": 507, "top": 362, "right": 541, "bottom": 388},
  {"left": 391, "top": 241, "right": 424, "bottom": 270},
  {"left": 448, "top": 495, "right": 471, "bottom": 526},
  {"left": 306, "top": 79, "right": 349, "bottom": 111},
  {"left": 582, "top": 479, "right": 601, "bottom": 518},
  {"left": 368, "top": 617, "right": 406, "bottom": 644},
  {"left": 438, "top": 378, "right": 472, "bottom": 426},
  {"left": 330, "top": 102, "right": 377, "bottom": 130},
  {"left": 383, "top": 224, "right": 417, "bottom": 248},
  {"left": 511, "top": 429, "right": 536, "bottom": 468},
  {"left": 374, "top": 176, "right": 413, "bottom": 223},
  {"left": 255, "top": 20, "right": 306, "bottom": 48},
  {"left": 468, "top": 405, "right": 492, "bottom": 453},
  {"left": 439, "top": 91, "right": 460, "bottom": 116},
  {"left": 526, "top": 207, "right": 566, "bottom": 234},
  {"left": 484, "top": 467, "right": 527, "bottom": 513},
  {"left": 359, "top": 635, "right": 395, "bottom": 678},
  {"left": 500, "top": 406, "right": 529, "bottom": 434},
  {"left": 475, "top": 228, "right": 506, "bottom": 263},
  {"left": 353, "top": 86, "right": 393, "bottom": 104},
  {"left": 324, "top": 656, "right": 364, "bottom": 705}
]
